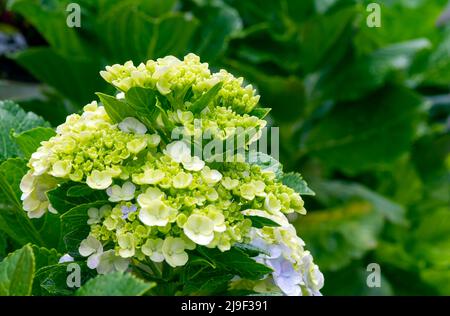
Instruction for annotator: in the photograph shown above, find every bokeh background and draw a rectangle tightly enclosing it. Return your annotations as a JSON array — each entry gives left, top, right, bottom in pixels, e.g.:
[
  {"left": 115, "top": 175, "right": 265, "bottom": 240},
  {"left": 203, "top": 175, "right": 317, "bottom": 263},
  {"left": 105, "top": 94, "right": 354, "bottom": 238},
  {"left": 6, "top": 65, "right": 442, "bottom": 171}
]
[{"left": 0, "top": 0, "right": 449, "bottom": 295}]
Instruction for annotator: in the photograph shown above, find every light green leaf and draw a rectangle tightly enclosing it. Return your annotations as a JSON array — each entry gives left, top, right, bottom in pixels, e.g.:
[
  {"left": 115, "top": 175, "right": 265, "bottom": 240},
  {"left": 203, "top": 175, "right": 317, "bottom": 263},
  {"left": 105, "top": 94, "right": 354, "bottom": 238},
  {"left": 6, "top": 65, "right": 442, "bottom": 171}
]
[
  {"left": 76, "top": 272, "right": 155, "bottom": 296},
  {"left": 249, "top": 107, "right": 271, "bottom": 119},
  {"left": 13, "top": 127, "right": 56, "bottom": 159},
  {"left": 189, "top": 82, "right": 223, "bottom": 113},
  {"left": 246, "top": 151, "right": 283, "bottom": 178},
  {"left": 124, "top": 87, "right": 159, "bottom": 127},
  {"left": 0, "top": 244, "right": 35, "bottom": 296},
  {"left": 280, "top": 172, "right": 315, "bottom": 196},
  {"left": 96, "top": 92, "right": 135, "bottom": 124},
  {"left": 0, "top": 100, "right": 49, "bottom": 160}
]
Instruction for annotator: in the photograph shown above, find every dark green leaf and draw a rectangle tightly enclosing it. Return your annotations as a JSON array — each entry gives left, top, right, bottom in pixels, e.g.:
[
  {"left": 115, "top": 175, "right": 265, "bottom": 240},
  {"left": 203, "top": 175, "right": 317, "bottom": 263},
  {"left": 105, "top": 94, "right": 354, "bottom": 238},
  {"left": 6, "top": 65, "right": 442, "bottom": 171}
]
[
  {"left": 182, "top": 270, "right": 234, "bottom": 295},
  {"left": 190, "top": 3, "right": 242, "bottom": 61},
  {"left": 66, "top": 184, "right": 99, "bottom": 198},
  {"left": 303, "top": 86, "right": 424, "bottom": 174},
  {"left": 47, "top": 182, "right": 108, "bottom": 214},
  {"left": 7, "top": 0, "right": 90, "bottom": 57},
  {"left": 319, "top": 39, "right": 431, "bottom": 102},
  {"left": 245, "top": 215, "right": 281, "bottom": 228},
  {"left": 12, "top": 48, "right": 107, "bottom": 105},
  {"left": 31, "top": 245, "right": 60, "bottom": 271},
  {"left": 197, "top": 246, "right": 272, "bottom": 280},
  {"left": 60, "top": 202, "right": 107, "bottom": 256}
]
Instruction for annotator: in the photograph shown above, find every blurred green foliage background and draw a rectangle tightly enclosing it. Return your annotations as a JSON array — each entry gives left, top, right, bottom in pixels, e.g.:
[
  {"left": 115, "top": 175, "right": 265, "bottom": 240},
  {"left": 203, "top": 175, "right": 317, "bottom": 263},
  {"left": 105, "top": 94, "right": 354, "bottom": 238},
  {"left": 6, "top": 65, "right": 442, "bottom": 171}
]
[{"left": 0, "top": 0, "right": 449, "bottom": 295}]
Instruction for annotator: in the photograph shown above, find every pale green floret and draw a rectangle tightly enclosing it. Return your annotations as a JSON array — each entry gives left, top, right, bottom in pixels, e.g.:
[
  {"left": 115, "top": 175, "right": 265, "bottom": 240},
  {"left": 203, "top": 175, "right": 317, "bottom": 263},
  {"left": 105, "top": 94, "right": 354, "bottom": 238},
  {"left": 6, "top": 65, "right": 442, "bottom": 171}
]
[
  {"left": 138, "top": 199, "right": 178, "bottom": 227},
  {"left": 183, "top": 214, "right": 215, "bottom": 245},
  {"left": 172, "top": 172, "right": 193, "bottom": 189},
  {"left": 106, "top": 181, "right": 136, "bottom": 202},
  {"left": 162, "top": 237, "right": 189, "bottom": 267},
  {"left": 141, "top": 238, "right": 164, "bottom": 262}
]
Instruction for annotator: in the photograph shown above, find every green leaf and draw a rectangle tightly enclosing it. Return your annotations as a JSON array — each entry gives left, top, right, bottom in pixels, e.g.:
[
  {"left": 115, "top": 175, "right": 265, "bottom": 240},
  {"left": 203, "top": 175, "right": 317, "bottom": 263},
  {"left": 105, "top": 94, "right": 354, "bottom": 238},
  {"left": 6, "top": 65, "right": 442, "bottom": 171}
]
[
  {"left": 66, "top": 184, "right": 99, "bottom": 198},
  {"left": 0, "top": 244, "right": 35, "bottom": 296},
  {"left": 0, "top": 100, "right": 49, "bottom": 160},
  {"left": 224, "top": 60, "right": 306, "bottom": 122},
  {"left": 249, "top": 107, "right": 271, "bottom": 119},
  {"left": 31, "top": 245, "right": 60, "bottom": 271},
  {"left": 189, "top": 82, "right": 224, "bottom": 113},
  {"left": 76, "top": 272, "right": 155, "bottom": 296},
  {"left": 197, "top": 246, "right": 272, "bottom": 280},
  {"left": 98, "top": 7, "right": 198, "bottom": 64},
  {"left": 13, "top": 127, "right": 56, "bottom": 159},
  {"left": 323, "top": 262, "right": 393, "bottom": 296},
  {"left": 246, "top": 151, "right": 283, "bottom": 178},
  {"left": 0, "top": 233, "right": 7, "bottom": 261},
  {"left": 302, "top": 86, "right": 424, "bottom": 174},
  {"left": 12, "top": 48, "right": 107, "bottom": 105},
  {"left": 182, "top": 270, "right": 234, "bottom": 295},
  {"left": 0, "top": 158, "right": 45, "bottom": 246},
  {"left": 299, "top": 7, "right": 357, "bottom": 72},
  {"left": 47, "top": 182, "right": 108, "bottom": 214},
  {"left": 96, "top": 92, "right": 135, "bottom": 124},
  {"left": 0, "top": 158, "right": 27, "bottom": 210},
  {"left": 7, "top": 0, "right": 90, "bottom": 57},
  {"left": 319, "top": 39, "right": 431, "bottom": 102},
  {"left": 316, "top": 180, "right": 406, "bottom": 224},
  {"left": 189, "top": 3, "right": 242, "bottom": 61},
  {"left": 33, "top": 262, "right": 95, "bottom": 296},
  {"left": 295, "top": 201, "right": 384, "bottom": 271},
  {"left": 234, "top": 243, "right": 269, "bottom": 257},
  {"left": 37, "top": 212, "right": 62, "bottom": 250},
  {"left": 124, "top": 87, "right": 159, "bottom": 127},
  {"left": 60, "top": 202, "right": 107, "bottom": 256},
  {"left": 280, "top": 172, "right": 315, "bottom": 196},
  {"left": 245, "top": 215, "right": 281, "bottom": 228}
]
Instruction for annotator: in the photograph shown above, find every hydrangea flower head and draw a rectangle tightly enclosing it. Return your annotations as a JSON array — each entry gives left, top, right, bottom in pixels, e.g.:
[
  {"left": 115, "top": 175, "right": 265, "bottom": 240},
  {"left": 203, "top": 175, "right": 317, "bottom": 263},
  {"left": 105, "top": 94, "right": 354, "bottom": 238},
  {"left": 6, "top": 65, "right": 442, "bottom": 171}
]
[{"left": 20, "top": 53, "right": 323, "bottom": 296}]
